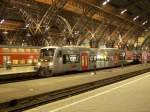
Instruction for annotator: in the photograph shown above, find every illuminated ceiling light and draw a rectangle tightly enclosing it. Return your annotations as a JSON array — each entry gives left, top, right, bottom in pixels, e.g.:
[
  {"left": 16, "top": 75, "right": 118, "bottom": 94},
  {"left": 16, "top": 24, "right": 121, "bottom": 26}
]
[
  {"left": 142, "top": 20, "right": 148, "bottom": 25},
  {"left": 102, "top": 0, "right": 110, "bottom": 6},
  {"left": 25, "top": 24, "right": 29, "bottom": 28},
  {"left": 27, "top": 4, "right": 31, "bottom": 7},
  {"left": 74, "top": 31, "right": 79, "bottom": 35},
  {"left": 3, "top": 30, "right": 8, "bottom": 35},
  {"left": 144, "top": 29, "right": 148, "bottom": 32},
  {"left": 45, "top": 25, "right": 50, "bottom": 31},
  {"left": 26, "top": 32, "right": 31, "bottom": 37},
  {"left": 0, "top": 19, "right": 5, "bottom": 24},
  {"left": 133, "top": 16, "right": 139, "bottom": 21},
  {"left": 102, "top": 1, "right": 108, "bottom": 6},
  {"left": 120, "top": 9, "right": 127, "bottom": 15}
]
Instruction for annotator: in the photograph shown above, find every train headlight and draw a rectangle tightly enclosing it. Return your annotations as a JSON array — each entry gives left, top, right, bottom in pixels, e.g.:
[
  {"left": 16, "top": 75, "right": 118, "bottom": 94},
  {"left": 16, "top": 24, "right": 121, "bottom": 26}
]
[
  {"left": 37, "top": 62, "right": 41, "bottom": 66},
  {"left": 49, "top": 62, "right": 53, "bottom": 66}
]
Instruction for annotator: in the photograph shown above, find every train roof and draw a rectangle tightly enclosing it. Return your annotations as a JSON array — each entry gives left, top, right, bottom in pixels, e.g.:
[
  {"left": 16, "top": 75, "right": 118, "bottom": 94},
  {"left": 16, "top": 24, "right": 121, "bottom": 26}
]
[
  {"left": 98, "top": 48, "right": 119, "bottom": 50},
  {"left": 41, "top": 46, "right": 60, "bottom": 49},
  {"left": 0, "top": 45, "right": 41, "bottom": 49},
  {"left": 41, "top": 46, "right": 119, "bottom": 51},
  {"left": 41, "top": 46, "right": 90, "bottom": 49},
  {"left": 63, "top": 46, "right": 90, "bottom": 48},
  {"left": 63, "top": 46, "right": 93, "bottom": 51}
]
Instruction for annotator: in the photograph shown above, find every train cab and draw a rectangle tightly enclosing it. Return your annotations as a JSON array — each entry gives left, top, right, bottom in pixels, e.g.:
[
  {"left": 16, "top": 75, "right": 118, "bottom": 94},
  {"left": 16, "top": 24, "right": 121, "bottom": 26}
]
[
  {"left": 35, "top": 46, "right": 81, "bottom": 76},
  {"left": 35, "top": 46, "right": 58, "bottom": 76}
]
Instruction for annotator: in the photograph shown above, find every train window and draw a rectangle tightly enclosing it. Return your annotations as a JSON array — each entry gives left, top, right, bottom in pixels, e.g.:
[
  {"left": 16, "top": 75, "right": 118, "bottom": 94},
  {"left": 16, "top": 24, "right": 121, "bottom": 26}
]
[
  {"left": 70, "top": 55, "right": 77, "bottom": 63},
  {"left": 94, "top": 56, "right": 97, "bottom": 61},
  {"left": 40, "top": 48, "right": 55, "bottom": 57},
  {"left": 27, "top": 59, "right": 32, "bottom": 64},
  {"left": 32, "top": 49, "right": 38, "bottom": 53},
  {"left": 3, "top": 48, "right": 9, "bottom": 53},
  {"left": 37, "top": 49, "right": 40, "bottom": 52},
  {"left": 33, "top": 59, "right": 38, "bottom": 63},
  {"left": 20, "top": 60, "right": 25, "bottom": 64},
  {"left": 18, "top": 48, "right": 24, "bottom": 53},
  {"left": 63, "top": 54, "right": 79, "bottom": 64},
  {"left": 31, "top": 49, "right": 35, "bottom": 52},
  {"left": 70, "top": 55, "right": 79, "bottom": 63},
  {"left": 12, "top": 60, "right": 18, "bottom": 64},
  {"left": 90, "top": 55, "right": 97, "bottom": 62},
  {"left": 66, "top": 55, "right": 70, "bottom": 61},
  {"left": 11, "top": 48, "right": 17, "bottom": 53},
  {"left": 26, "top": 49, "right": 31, "bottom": 52},
  {"left": 90, "top": 56, "right": 94, "bottom": 62},
  {"left": 97, "top": 54, "right": 105, "bottom": 61},
  {"left": 63, "top": 55, "right": 68, "bottom": 64}
]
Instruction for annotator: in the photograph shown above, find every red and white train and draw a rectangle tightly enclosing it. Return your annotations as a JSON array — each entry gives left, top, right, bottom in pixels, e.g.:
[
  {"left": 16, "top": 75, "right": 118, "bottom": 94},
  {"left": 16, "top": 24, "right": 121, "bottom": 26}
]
[
  {"left": 0, "top": 46, "right": 40, "bottom": 68},
  {"left": 141, "top": 50, "right": 150, "bottom": 63},
  {"left": 35, "top": 46, "right": 146, "bottom": 76}
]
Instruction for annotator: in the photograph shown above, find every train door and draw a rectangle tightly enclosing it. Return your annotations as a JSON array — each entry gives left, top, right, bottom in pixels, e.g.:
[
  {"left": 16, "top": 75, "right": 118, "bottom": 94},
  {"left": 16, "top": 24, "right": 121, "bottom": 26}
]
[
  {"left": 0, "top": 48, "right": 3, "bottom": 66},
  {"left": 81, "top": 53, "right": 89, "bottom": 70},
  {"left": 3, "top": 56, "right": 11, "bottom": 68},
  {"left": 55, "top": 50, "right": 63, "bottom": 73}
]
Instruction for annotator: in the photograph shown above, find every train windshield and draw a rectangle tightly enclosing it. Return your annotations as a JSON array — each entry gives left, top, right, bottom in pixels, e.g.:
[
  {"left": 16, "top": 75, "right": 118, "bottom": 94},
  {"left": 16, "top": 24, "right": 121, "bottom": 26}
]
[{"left": 40, "top": 48, "right": 55, "bottom": 59}]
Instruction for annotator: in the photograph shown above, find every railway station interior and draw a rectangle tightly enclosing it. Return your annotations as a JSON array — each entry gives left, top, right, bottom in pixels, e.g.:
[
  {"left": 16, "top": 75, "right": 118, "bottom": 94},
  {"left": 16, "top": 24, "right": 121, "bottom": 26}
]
[{"left": 0, "top": 0, "right": 150, "bottom": 112}]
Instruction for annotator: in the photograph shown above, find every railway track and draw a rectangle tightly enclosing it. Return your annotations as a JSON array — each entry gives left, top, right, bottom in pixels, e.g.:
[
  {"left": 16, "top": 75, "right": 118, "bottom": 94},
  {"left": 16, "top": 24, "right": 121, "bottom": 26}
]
[
  {"left": 0, "top": 75, "right": 42, "bottom": 84},
  {"left": 0, "top": 72, "right": 40, "bottom": 84},
  {"left": 0, "top": 66, "right": 149, "bottom": 112}
]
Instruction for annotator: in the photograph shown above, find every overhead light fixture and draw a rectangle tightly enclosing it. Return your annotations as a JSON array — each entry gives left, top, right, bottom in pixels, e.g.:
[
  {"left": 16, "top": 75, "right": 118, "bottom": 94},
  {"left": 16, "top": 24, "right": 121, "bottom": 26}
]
[
  {"left": 133, "top": 16, "right": 139, "bottom": 21},
  {"left": 26, "top": 32, "right": 31, "bottom": 37},
  {"left": 120, "top": 9, "right": 127, "bottom": 15},
  {"left": 102, "top": 0, "right": 110, "bottom": 6},
  {"left": 45, "top": 25, "right": 49, "bottom": 31},
  {"left": 74, "top": 31, "right": 79, "bottom": 35},
  {"left": 3, "top": 30, "right": 8, "bottom": 35},
  {"left": 0, "top": 19, "right": 5, "bottom": 24},
  {"left": 102, "top": 1, "right": 108, "bottom": 6},
  {"left": 144, "top": 29, "right": 148, "bottom": 32},
  {"left": 25, "top": 24, "right": 29, "bottom": 28},
  {"left": 142, "top": 20, "right": 148, "bottom": 25}
]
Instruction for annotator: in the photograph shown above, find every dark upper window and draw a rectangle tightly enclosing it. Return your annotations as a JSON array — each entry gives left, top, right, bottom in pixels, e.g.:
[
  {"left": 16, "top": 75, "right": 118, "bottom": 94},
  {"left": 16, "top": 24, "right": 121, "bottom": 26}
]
[
  {"left": 40, "top": 48, "right": 55, "bottom": 57},
  {"left": 63, "top": 54, "right": 79, "bottom": 64}
]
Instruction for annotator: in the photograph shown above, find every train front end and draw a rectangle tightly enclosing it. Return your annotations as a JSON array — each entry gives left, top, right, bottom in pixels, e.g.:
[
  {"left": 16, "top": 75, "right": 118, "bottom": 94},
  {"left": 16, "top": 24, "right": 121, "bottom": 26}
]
[{"left": 35, "top": 47, "right": 56, "bottom": 76}]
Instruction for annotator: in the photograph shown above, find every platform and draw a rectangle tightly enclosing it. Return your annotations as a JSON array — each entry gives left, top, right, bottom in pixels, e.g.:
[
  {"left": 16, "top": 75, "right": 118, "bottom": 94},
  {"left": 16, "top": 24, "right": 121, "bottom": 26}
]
[
  {"left": 0, "top": 66, "right": 35, "bottom": 80},
  {"left": 25, "top": 71, "right": 150, "bottom": 112},
  {"left": 0, "top": 64, "right": 149, "bottom": 106}
]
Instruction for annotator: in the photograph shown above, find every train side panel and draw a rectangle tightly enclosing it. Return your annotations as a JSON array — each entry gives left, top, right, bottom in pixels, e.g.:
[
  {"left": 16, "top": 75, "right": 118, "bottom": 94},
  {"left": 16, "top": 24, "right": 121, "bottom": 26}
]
[
  {"left": 53, "top": 47, "right": 80, "bottom": 74},
  {"left": 0, "top": 48, "right": 3, "bottom": 66},
  {"left": 0, "top": 46, "right": 40, "bottom": 67},
  {"left": 52, "top": 47, "right": 96, "bottom": 74},
  {"left": 96, "top": 48, "right": 120, "bottom": 68}
]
